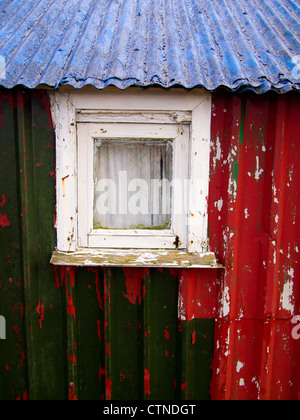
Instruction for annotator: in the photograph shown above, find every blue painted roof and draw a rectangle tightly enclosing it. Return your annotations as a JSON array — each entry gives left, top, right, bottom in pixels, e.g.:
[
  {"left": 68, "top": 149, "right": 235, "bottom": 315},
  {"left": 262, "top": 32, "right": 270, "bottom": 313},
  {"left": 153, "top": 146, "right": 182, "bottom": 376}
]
[{"left": 0, "top": 0, "right": 299, "bottom": 93}]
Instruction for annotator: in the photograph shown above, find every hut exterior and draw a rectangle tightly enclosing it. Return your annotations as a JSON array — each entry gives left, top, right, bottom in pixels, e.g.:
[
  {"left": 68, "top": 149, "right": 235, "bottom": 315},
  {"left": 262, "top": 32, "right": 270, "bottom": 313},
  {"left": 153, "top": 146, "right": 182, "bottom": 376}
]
[{"left": 0, "top": 0, "right": 299, "bottom": 400}]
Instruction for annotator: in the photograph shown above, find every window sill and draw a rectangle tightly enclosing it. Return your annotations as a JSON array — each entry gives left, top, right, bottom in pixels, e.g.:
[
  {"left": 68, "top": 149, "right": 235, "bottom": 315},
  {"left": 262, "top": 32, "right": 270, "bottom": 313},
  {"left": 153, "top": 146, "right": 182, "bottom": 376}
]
[{"left": 50, "top": 249, "right": 223, "bottom": 268}]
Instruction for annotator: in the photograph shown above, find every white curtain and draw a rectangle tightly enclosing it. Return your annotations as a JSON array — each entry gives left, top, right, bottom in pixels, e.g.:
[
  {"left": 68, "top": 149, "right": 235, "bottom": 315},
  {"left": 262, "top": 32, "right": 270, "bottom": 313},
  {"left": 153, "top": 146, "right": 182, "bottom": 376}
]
[{"left": 93, "top": 139, "right": 173, "bottom": 229}]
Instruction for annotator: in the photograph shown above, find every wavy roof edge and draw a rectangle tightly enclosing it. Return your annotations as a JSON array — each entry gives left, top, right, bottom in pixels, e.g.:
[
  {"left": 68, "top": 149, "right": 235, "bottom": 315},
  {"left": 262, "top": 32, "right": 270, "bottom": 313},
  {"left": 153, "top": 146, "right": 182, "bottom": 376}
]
[{"left": 1, "top": 78, "right": 299, "bottom": 95}]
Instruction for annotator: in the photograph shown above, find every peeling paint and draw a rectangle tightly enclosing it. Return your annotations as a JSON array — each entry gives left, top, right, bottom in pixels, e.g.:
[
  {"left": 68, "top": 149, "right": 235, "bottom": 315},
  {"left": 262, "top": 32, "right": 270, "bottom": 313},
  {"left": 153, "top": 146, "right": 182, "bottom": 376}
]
[
  {"left": 254, "top": 156, "right": 264, "bottom": 180},
  {"left": 215, "top": 198, "right": 223, "bottom": 212},
  {"left": 123, "top": 268, "right": 148, "bottom": 305},
  {"left": 36, "top": 301, "right": 44, "bottom": 329},
  {"left": 222, "top": 287, "right": 230, "bottom": 318},
  {"left": 164, "top": 328, "right": 170, "bottom": 341},
  {"left": 144, "top": 369, "right": 150, "bottom": 396},
  {"left": 212, "top": 136, "right": 222, "bottom": 170},
  {"left": 0, "top": 193, "right": 7, "bottom": 207},
  {"left": 280, "top": 271, "right": 295, "bottom": 314},
  {"left": 0, "top": 213, "right": 10, "bottom": 228},
  {"left": 236, "top": 361, "right": 245, "bottom": 373}
]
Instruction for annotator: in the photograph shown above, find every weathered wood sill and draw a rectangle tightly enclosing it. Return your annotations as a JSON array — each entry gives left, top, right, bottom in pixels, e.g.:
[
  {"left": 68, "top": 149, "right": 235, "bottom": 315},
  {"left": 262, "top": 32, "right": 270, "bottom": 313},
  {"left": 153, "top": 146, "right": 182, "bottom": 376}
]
[{"left": 50, "top": 249, "right": 223, "bottom": 268}]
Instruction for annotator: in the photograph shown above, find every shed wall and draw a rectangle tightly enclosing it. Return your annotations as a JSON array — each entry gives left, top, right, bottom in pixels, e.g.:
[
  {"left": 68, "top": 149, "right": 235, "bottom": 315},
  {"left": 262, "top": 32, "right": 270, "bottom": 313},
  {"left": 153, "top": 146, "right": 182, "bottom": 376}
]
[
  {"left": 209, "top": 90, "right": 300, "bottom": 400},
  {"left": 0, "top": 88, "right": 299, "bottom": 400}
]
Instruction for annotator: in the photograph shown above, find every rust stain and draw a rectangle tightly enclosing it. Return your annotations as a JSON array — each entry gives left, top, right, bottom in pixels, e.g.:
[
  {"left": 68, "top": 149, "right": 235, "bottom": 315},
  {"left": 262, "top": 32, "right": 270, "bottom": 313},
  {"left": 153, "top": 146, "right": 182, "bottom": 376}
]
[
  {"left": 0, "top": 193, "right": 7, "bottom": 207},
  {"left": 123, "top": 268, "right": 148, "bottom": 305},
  {"left": 0, "top": 213, "right": 10, "bottom": 228},
  {"left": 67, "top": 349, "right": 77, "bottom": 364},
  {"left": 106, "top": 377, "right": 112, "bottom": 400},
  {"left": 67, "top": 295, "right": 76, "bottom": 321},
  {"left": 54, "top": 266, "right": 61, "bottom": 289},
  {"left": 144, "top": 369, "right": 150, "bottom": 396},
  {"left": 89, "top": 268, "right": 102, "bottom": 309},
  {"left": 36, "top": 301, "right": 44, "bottom": 329},
  {"left": 97, "top": 320, "right": 101, "bottom": 343},
  {"left": 33, "top": 91, "right": 54, "bottom": 130},
  {"left": 68, "top": 382, "right": 77, "bottom": 401},
  {"left": 99, "top": 366, "right": 112, "bottom": 400},
  {"left": 164, "top": 327, "right": 170, "bottom": 341},
  {"left": 0, "top": 110, "right": 4, "bottom": 127}
]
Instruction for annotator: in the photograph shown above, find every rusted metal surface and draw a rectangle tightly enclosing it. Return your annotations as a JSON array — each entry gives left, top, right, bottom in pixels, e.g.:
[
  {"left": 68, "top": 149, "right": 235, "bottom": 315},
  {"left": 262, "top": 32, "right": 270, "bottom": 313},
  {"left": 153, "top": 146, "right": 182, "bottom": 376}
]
[{"left": 0, "top": 88, "right": 299, "bottom": 400}]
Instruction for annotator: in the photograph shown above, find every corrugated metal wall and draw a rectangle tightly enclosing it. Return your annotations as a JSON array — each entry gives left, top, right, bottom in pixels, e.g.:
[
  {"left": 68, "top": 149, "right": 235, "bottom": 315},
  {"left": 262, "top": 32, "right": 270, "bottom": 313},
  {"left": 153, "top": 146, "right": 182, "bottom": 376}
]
[
  {"left": 209, "top": 90, "right": 300, "bottom": 400},
  {"left": 0, "top": 88, "right": 299, "bottom": 400}
]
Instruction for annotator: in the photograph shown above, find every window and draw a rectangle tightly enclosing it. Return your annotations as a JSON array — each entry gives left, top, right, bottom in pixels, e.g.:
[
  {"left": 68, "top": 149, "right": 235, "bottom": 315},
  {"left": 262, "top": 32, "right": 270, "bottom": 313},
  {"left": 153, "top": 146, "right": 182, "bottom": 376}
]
[{"left": 50, "top": 88, "right": 217, "bottom": 267}]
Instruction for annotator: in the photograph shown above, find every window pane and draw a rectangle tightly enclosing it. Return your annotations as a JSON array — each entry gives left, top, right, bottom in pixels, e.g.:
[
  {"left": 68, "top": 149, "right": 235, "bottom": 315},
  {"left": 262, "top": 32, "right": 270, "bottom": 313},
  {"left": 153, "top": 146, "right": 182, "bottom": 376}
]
[{"left": 93, "top": 139, "right": 173, "bottom": 229}]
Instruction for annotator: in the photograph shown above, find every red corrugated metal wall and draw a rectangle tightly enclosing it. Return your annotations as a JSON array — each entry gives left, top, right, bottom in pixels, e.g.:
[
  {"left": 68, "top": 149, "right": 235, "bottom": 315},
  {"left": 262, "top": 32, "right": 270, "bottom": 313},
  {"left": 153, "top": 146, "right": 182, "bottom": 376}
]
[{"left": 209, "top": 90, "right": 300, "bottom": 400}]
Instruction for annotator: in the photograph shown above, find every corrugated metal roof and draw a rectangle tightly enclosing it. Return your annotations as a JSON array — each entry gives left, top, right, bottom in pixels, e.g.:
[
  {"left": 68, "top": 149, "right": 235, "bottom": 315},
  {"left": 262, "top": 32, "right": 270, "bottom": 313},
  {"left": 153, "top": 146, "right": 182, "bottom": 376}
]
[{"left": 0, "top": 0, "right": 299, "bottom": 93}]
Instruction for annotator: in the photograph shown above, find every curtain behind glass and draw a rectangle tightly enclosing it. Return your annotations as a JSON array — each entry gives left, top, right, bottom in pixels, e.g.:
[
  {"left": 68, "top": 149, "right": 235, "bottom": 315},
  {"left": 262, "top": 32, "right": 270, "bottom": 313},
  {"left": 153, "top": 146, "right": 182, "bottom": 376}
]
[{"left": 93, "top": 139, "right": 173, "bottom": 229}]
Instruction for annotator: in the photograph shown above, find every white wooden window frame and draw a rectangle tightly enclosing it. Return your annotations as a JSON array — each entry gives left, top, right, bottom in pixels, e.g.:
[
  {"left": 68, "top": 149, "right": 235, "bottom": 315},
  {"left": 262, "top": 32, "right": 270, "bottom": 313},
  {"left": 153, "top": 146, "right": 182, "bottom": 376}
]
[
  {"left": 50, "top": 87, "right": 213, "bottom": 259},
  {"left": 77, "top": 121, "right": 189, "bottom": 249}
]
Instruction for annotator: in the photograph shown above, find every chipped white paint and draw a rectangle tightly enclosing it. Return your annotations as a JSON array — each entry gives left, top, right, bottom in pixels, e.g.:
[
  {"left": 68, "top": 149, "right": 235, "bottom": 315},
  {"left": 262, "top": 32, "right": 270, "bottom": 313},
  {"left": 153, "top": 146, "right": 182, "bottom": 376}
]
[
  {"left": 224, "top": 327, "right": 231, "bottom": 357},
  {"left": 280, "top": 269, "right": 295, "bottom": 314},
  {"left": 178, "top": 284, "right": 186, "bottom": 321},
  {"left": 213, "top": 136, "right": 222, "bottom": 170},
  {"left": 244, "top": 208, "right": 249, "bottom": 219},
  {"left": 254, "top": 156, "right": 264, "bottom": 180},
  {"left": 51, "top": 87, "right": 213, "bottom": 257},
  {"left": 236, "top": 361, "right": 245, "bottom": 373},
  {"left": 50, "top": 249, "right": 221, "bottom": 268},
  {"left": 239, "top": 378, "right": 245, "bottom": 387},
  {"left": 272, "top": 181, "right": 279, "bottom": 204},
  {"left": 251, "top": 377, "right": 260, "bottom": 396},
  {"left": 215, "top": 198, "right": 223, "bottom": 212},
  {"left": 222, "top": 286, "right": 230, "bottom": 317},
  {"left": 231, "top": 144, "right": 237, "bottom": 156},
  {"left": 228, "top": 175, "right": 237, "bottom": 201},
  {"left": 50, "top": 91, "right": 77, "bottom": 251}
]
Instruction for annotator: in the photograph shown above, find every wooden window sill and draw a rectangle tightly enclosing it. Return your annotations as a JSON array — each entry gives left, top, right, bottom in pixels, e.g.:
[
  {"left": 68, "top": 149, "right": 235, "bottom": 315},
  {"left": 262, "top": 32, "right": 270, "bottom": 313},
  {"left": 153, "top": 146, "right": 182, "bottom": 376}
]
[{"left": 50, "top": 249, "right": 223, "bottom": 268}]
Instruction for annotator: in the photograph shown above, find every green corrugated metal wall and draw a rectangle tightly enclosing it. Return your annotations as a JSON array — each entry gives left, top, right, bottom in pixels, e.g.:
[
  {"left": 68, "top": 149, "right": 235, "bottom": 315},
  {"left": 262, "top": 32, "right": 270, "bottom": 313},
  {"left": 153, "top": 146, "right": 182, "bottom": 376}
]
[{"left": 0, "top": 89, "right": 215, "bottom": 400}]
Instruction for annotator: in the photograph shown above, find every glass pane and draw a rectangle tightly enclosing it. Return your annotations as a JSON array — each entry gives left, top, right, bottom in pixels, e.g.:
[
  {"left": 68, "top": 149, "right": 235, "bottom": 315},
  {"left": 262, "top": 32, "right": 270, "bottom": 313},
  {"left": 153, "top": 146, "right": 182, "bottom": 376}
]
[{"left": 93, "top": 139, "right": 173, "bottom": 229}]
